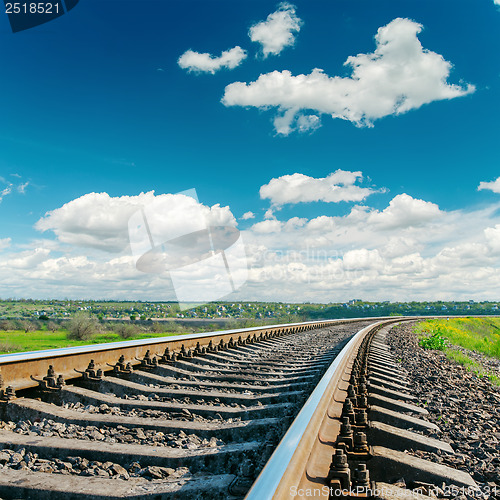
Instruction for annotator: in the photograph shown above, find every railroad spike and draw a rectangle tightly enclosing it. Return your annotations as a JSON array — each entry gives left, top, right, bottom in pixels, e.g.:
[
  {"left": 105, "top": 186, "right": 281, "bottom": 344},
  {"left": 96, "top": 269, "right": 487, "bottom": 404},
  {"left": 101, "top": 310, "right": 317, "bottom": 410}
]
[
  {"left": 353, "top": 431, "right": 369, "bottom": 453},
  {"left": 140, "top": 350, "right": 158, "bottom": 369},
  {"left": 337, "top": 416, "right": 354, "bottom": 450},
  {"left": 355, "top": 409, "right": 368, "bottom": 427},
  {"left": 75, "top": 359, "right": 103, "bottom": 381},
  {"left": 111, "top": 355, "right": 132, "bottom": 375},
  {"left": 194, "top": 342, "right": 202, "bottom": 355},
  {"left": 327, "top": 448, "right": 351, "bottom": 491},
  {"left": 342, "top": 399, "right": 356, "bottom": 424},
  {"left": 0, "top": 386, "right": 16, "bottom": 401},
  {"left": 356, "top": 394, "right": 368, "bottom": 409},
  {"left": 31, "top": 366, "right": 64, "bottom": 391},
  {"left": 347, "top": 384, "right": 357, "bottom": 399},
  {"left": 159, "top": 347, "right": 172, "bottom": 363},
  {"left": 357, "top": 382, "right": 367, "bottom": 395},
  {"left": 352, "top": 462, "right": 371, "bottom": 489}
]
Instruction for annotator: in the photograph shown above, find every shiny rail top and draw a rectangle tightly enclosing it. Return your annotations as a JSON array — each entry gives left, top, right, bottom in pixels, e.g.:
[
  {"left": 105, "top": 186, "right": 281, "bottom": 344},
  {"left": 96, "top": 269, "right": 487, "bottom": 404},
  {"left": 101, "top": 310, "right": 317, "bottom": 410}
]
[
  {"left": 0, "top": 317, "right": 398, "bottom": 392},
  {"left": 245, "top": 320, "right": 393, "bottom": 500},
  {"left": 0, "top": 317, "right": 397, "bottom": 365}
]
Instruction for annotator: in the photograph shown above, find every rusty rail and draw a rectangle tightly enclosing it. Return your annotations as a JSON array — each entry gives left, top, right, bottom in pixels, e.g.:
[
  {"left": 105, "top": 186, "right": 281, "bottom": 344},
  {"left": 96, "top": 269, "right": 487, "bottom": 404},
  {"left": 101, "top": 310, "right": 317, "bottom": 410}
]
[
  {"left": 245, "top": 318, "right": 401, "bottom": 499},
  {"left": 0, "top": 317, "right": 398, "bottom": 393}
]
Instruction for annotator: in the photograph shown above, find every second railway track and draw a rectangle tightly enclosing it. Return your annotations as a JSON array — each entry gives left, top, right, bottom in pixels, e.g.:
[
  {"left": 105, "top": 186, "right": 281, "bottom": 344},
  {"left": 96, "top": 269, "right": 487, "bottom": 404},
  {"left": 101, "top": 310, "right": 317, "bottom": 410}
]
[{"left": 0, "top": 319, "right": 376, "bottom": 499}]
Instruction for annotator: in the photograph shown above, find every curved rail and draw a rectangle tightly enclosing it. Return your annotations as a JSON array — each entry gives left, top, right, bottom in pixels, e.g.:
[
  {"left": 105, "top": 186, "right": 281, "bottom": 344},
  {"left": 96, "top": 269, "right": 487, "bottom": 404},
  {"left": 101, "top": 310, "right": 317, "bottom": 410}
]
[
  {"left": 245, "top": 318, "right": 399, "bottom": 499},
  {"left": 0, "top": 317, "right": 398, "bottom": 392}
]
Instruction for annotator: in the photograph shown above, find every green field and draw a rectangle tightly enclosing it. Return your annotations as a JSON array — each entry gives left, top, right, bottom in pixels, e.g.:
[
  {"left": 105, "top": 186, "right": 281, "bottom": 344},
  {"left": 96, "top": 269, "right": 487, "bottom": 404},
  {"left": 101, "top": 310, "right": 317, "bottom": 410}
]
[
  {"left": 415, "top": 317, "right": 500, "bottom": 385},
  {"left": 0, "top": 328, "right": 180, "bottom": 355}
]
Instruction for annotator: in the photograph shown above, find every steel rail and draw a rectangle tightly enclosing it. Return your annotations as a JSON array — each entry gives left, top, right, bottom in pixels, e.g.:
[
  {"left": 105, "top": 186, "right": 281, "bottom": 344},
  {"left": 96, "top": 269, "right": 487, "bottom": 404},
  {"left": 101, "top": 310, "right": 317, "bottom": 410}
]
[
  {"left": 245, "top": 318, "right": 402, "bottom": 500},
  {"left": 0, "top": 317, "right": 399, "bottom": 393}
]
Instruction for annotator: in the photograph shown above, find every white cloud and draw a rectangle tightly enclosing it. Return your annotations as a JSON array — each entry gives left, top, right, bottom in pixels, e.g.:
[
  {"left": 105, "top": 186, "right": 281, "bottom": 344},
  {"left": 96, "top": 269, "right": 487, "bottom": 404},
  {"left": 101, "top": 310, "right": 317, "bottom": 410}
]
[
  {"left": 260, "top": 170, "right": 376, "bottom": 206},
  {"left": 35, "top": 191, "right": 236, "bottom": 253},
  {"left": 223, "top": 18, "right": 474, "bottom": 135},
  {"left": 178, "top": 46, "right": 247, "bottom": 74},
  {"left": 235, "top": 192, "right": 500, "bottom": 302},
  {"left": 249, "top": 2, "right": 302, "bottom": 58},
  {"left": 264, "top": 208, "right": 276, "bottom": 220},
  {"left": 4, "top": 178, "right": 500, "bottom": 302},
  {"left": 241, "top": 211, "right": 255, "bottom": 220},
  {"left": 8, "top": 248, "right": 51, "bottom": 269},
  {"left": 0, "top": 238, "right": 11, "bottom": 251},
  {"left": 343, "top": 248, "right": 384, "bottom": 271},
  {"left": 0, "top": 175, "right": 29, "bottom": 202},
  {"left": 367, "top": 193, "right": 442, "bottom": 229},
  {"left": 478, "top": 176, "right": 500, "bottom": 194},
  {"left": 17, "top": 182, "right": 29, "bottom": 194},
  {"left": 251, "top": 219, "right": 283, "bottom": 234},
  {"left": 0, "top": 186, "right": 11, "bottom": 202},
  {"left": 495, "top": 0, "right": 500, "bottom": 6},
  {"left": 485, "top": 224, "right": 500, "bottom": 252}
]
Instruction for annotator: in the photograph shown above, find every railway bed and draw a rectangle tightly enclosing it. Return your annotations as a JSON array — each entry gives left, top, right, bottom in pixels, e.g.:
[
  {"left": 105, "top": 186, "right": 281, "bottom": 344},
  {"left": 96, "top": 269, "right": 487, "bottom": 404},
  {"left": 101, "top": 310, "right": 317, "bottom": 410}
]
[
  {"left": 0, "top": 319, "right": 371, "bottom": 499},
  {"left": 0, "top": 318, "right": 483, "bottom": 499}
]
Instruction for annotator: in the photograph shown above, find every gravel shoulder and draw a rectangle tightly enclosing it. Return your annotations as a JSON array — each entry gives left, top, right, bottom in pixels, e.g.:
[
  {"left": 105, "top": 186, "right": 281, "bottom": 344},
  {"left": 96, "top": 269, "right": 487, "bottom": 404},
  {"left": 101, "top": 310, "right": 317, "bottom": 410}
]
[{"left": 387, "top": 322, "right": 500, "bottom": 498}]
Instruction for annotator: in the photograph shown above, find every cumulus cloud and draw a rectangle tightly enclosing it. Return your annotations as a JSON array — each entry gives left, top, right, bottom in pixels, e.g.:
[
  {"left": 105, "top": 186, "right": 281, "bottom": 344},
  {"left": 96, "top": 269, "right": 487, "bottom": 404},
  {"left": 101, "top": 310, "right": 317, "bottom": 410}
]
[
  {"left": 240, "top": 197, "right": 500, "bottom": 302},
  {"left": 343, "top": 248, "right": 384, "bottom": 271},
  {"left": 0, "top": 238, "right": 11, "bottom": 251},
  {"left": 35, "top": 191, "right": 237, "bottom": 253},
  {"left": 367, "top": 193, "right": 442, "bottom": 229},
  {"left": 485, "top": 224, "right": 500, "bottom": 252},
  {"left": 251, "top": 219, "right": 283, "bottom": 234},
  {"left": 241, "top": 211, "right": 255, "bottom": 220},
  {"left": 178, "top": 46, "right": 247, "bottom": 74},
  {"left": 8, "top": 248, "right": 51, "bottom": 269},
  {"left": 260, "top": 170, "right": 376, "bottom": 206},
  {"left": 223, "top": 17, "right": 474, "bottom": 135},
  {"left": 249, "top": 2, "right": 302, "bottom": 58},
  {"left": 3, "top": 188, "right": 500, "bottom": 302},
  {"left": 478, "top": 177, "right": 500, "bottom": 194}
]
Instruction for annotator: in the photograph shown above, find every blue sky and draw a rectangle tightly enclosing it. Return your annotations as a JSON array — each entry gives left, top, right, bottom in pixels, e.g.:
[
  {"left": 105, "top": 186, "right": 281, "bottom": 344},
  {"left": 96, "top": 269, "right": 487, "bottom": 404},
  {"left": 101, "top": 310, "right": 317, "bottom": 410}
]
[{"left": 1, "top": 0, "right": 500, "bottom": 303}]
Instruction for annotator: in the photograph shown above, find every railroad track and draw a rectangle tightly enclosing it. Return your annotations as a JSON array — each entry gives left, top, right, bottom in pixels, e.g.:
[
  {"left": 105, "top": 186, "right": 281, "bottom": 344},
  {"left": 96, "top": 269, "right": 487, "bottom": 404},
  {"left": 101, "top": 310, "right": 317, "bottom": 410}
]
[{"left": 0, "top": 318, "right": 481, "bottom": 499}]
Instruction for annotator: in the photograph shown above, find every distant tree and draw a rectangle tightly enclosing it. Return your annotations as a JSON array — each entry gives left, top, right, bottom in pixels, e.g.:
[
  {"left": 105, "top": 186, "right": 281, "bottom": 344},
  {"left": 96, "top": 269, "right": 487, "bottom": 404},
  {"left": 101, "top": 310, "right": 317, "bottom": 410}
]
[
  {"left": 18, "top": 320, "right": 37, "bottom": 333},
  {"left": 113, "top": 323, "right": 138, "bottom": 339},
  {"left": 150, "top": 322, "right": 166, "bottom": 333},
  {"left": 68, "top": 312, "right": 99, "bottom": 340},
  {"left": 47, "top": 321, "right": 59, "bottom": 332},
  {"left": 0, "top": 320, "right": 14, "bottom": 331}
]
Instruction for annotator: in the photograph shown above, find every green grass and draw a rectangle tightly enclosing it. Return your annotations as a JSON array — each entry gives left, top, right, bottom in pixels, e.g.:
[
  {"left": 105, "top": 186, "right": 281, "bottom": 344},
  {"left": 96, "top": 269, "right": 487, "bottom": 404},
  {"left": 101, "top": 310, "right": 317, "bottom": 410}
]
[
  {"left": 414, "top": 318, "right": 500, "bottom": 386},
  {"left": 0, "top": 328, "right": 181, "bottom": 355},
  {"left": 414, "top": 318, "right": 500, "bottom": 358},
  {"left": 445, "top": 349, "right": 482, "bottom": 370},
  {"left": 419, "top": 331, "right": 447, "bottom": 350}
]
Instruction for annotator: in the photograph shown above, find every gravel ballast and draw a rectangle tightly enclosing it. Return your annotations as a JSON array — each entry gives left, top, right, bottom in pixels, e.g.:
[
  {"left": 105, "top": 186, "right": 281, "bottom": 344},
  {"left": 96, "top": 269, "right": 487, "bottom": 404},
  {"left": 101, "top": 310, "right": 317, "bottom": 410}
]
[{"left": 387, "top": 322, "right": 500, "bottom": 497}]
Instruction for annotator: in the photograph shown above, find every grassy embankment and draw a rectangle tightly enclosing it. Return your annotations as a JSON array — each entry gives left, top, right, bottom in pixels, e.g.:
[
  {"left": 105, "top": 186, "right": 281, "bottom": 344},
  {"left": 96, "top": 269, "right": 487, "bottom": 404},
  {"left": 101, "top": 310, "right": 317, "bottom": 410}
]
[
  {"left": 0, "top": 327, "right": 180, "bottom": 355},
  {"left": 0, "top": 316, "right": 277, "bottom": 355},
  {"left": 414, "top": 317, "right": 500, "bottom": 385}
]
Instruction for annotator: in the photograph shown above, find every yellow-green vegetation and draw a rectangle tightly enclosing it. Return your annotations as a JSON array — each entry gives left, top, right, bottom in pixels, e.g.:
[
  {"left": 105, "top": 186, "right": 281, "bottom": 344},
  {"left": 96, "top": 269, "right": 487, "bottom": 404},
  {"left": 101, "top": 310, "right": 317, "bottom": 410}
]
[
  {"left": 415, "top": 318, "right": 500, "bottom": 385},
  {"left": 415, "top": 318, "right": 500, "bottom": 357}
]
